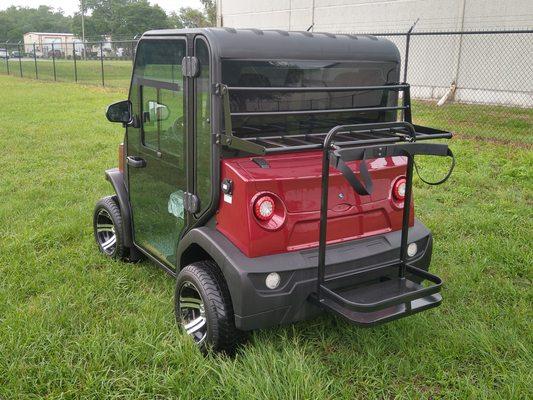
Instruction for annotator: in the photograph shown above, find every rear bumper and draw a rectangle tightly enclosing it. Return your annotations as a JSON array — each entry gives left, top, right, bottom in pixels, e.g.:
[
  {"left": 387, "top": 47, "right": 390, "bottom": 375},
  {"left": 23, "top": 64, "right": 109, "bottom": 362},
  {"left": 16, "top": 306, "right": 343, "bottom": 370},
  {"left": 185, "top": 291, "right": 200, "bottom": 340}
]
[{"left": 216, "top": 220, "right": 433, "bottom": 331}]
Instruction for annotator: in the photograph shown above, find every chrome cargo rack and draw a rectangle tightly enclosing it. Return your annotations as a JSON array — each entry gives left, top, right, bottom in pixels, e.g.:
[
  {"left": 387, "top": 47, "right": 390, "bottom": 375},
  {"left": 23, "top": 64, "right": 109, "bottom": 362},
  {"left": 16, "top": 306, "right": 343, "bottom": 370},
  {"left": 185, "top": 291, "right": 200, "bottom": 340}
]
[{"left": 215, "top": 83, "right": 452, "bottom": 155}]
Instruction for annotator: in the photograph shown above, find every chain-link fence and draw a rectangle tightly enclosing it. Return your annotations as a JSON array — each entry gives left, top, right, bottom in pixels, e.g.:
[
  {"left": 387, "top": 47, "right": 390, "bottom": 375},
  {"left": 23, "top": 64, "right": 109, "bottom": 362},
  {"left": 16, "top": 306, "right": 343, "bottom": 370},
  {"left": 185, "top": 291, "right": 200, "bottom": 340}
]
[
  {"left": 0, "top": 39, "right": 137, "bottom": 89},
  {"left": 363, "top": 30, "right": 532, "bottom": 143},
  {"left": 1, "top": 30, "right": 531, "bottom": 141}
]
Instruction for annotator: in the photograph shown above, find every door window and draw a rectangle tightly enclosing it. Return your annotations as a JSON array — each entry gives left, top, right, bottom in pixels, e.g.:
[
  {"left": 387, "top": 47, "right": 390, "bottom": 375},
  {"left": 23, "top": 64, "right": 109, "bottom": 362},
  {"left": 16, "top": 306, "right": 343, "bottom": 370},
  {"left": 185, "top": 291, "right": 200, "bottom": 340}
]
[
  {"left": 141, "top": 84, "right": 184, "bottom": 158},
  {"left": 134, "top": 40, "right": 184, "bottom": 83},
  {"left": 135, "top": 39, "right": 186, "bottom": 157}
]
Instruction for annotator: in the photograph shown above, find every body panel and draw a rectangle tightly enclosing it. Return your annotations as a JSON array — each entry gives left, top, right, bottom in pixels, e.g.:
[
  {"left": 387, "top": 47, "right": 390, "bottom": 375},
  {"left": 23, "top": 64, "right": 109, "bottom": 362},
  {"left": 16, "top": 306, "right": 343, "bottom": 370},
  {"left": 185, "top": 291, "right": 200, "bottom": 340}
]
[{"left": 216, "top": 151, "right": 413, "bottom": 258}]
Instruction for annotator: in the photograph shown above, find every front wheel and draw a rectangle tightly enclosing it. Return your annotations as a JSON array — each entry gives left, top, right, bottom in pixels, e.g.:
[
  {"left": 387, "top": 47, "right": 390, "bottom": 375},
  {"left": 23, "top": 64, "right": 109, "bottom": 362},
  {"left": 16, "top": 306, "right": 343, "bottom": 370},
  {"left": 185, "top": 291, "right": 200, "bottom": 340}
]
[
  {"left": 175, "top": 261, "right": 243, "bottom": 354},
  {"left": 93, "top": 196, "right": 140, "bottom": 262}
]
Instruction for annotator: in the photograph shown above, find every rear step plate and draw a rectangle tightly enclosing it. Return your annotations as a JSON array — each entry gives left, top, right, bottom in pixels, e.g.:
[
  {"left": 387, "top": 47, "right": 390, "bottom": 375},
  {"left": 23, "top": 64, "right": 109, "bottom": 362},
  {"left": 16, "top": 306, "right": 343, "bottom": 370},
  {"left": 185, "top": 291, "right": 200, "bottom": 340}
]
[
  {"left": 310, "top": 267, "right": 443, "bottom": 326},
  {"left": 319, "top": 291, "right": 442, "bottom": 326}
]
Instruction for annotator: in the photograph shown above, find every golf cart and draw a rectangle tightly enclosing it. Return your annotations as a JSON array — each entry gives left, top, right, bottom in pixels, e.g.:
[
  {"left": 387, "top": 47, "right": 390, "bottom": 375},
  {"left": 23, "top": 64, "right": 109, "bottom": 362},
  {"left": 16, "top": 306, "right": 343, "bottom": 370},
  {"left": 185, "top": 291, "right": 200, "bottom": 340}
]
[{"left": 95, "top": 28, "right": 454, "bottom": 353}]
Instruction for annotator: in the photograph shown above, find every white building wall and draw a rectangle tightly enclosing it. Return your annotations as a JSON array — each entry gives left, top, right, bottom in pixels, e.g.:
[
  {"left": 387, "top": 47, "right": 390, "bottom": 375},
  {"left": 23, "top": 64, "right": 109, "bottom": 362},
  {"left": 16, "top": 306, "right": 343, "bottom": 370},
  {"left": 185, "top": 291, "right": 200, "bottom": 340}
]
[
  {"left": 218, "top": 0, "right": 533, "bottom": 107},
  {"left": 220, "top": 0, "right": 532, "bottom": 32},
  {"left": 23, "top": 32, "right": 79, "bottom": 54}
]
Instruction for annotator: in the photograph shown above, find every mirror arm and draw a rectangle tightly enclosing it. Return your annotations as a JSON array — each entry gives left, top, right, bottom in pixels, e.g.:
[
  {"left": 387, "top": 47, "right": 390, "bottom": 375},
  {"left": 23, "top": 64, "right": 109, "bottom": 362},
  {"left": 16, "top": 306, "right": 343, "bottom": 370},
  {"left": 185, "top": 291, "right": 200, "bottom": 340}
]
[{"left": 127, "top": 115, "right": 140, "bottom": 128}]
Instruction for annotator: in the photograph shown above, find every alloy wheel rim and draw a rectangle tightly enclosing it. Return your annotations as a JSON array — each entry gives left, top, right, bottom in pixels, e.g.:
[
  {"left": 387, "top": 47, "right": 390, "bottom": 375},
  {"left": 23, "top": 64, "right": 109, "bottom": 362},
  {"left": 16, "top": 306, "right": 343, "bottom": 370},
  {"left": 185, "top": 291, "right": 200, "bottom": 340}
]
[
  {"left": 96, "top": 209, "right": 117, "bottom": 255},
  {"left": 179, "top": 282, "right": 207, "bottom": 345}
]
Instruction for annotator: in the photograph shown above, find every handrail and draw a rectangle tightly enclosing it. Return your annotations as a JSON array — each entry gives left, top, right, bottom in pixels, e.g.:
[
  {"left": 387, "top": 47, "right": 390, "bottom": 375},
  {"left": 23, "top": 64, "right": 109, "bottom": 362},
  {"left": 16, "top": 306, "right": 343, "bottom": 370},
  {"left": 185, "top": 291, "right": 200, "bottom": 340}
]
[
  {"left": 322, "top": 121, "right": 417, "bottom": 149},
  {"left": 230, "top": 105, "right": 406, "bottom": 117},
  {"left": 225, "top": 84, "right": 409, "bottom": 92}
]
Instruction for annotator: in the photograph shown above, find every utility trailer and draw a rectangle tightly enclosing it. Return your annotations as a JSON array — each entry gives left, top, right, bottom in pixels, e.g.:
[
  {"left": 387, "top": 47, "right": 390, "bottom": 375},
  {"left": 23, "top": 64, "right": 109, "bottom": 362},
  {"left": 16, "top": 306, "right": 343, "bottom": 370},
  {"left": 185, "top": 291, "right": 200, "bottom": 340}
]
[{"left": 96, "top": 28, "right": 454, "bottom": 353}]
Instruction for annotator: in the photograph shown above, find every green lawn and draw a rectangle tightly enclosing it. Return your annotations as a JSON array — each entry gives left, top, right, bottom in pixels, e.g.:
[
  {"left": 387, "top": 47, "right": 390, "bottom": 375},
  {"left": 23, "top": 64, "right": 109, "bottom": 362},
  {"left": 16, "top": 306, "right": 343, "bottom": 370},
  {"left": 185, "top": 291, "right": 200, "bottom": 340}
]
[
  {"left": 413, "top": 100, "right": 533, "bottom": 144},
  {"left": 0, "top": 75, "right": 531, "bottom": 399},
  {"left": 0, "top": 58, "right": 132, "bottom": 88}
]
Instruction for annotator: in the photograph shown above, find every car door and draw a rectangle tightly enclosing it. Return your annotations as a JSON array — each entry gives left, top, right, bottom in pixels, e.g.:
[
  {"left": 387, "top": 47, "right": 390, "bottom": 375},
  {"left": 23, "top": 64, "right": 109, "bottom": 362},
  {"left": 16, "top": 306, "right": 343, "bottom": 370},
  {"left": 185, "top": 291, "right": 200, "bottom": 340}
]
[{"left": 127, "top": 37, "right": 189, "bottom": 267}]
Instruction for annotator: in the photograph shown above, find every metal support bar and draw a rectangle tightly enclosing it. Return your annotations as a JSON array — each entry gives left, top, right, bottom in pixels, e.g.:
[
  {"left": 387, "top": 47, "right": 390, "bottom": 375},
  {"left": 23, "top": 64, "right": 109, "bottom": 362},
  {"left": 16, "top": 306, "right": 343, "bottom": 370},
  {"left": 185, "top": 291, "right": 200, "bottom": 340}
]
[
  {"left": 367, "top": 29, "right": 532, "bottom": 36},
  {"left": 403, "top": 19, "right": 419, "bottom": 83},
  {"left": 231, "top": 105, "right": 406, "bottom": 117},
  {"left": 399, "top": 154, "right": 414, "bottom": 278},
  {"left": 73, "top": 45, "right": 78, "bottom": 82},
  {"left": 217, "top": 134, "right": 265, "bottom": 155},
  {"left": 317, "top": 136, "right": 331, "bottom": 297},
  {"left": 100, "top": 42, "right": 105, "bottom": 86},
  {"left": 404, "top": 85, "right": 412, "bottom": 123},
  {"left": 226, "top": 84, "right": 409, "bottom": 92},
  {"left": 33, "top": 43, "right": 38, "bottom": 79},
  {"left": 51, "top": 42, "right": 56, "bottom": 81},
  {"left": 17, "top": 42, "right": 23, "bottom": 77},
  {"left": 5, "top": 42, "right": 9, "bottom": 75}
]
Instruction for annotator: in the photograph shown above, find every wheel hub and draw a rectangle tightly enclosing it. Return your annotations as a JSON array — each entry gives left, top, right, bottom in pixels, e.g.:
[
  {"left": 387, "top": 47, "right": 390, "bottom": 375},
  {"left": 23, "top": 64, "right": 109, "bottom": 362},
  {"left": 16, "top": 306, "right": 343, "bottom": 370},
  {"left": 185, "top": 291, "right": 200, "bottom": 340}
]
[
  {"left": 96, "top": 209, "right": 116, "bottom": 255},
  {"left": 179, "top": 282, "right": 207, "bottom": 344}
]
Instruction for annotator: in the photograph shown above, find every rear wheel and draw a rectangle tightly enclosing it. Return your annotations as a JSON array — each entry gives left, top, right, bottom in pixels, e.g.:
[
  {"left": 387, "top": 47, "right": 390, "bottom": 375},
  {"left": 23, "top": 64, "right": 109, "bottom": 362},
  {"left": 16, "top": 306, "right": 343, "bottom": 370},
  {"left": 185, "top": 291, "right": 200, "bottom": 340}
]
[
  {"left": 93, "top": 196, "right": 140, "bottom": 262},
  {"left": 175, "top": 261, "right": 242, "bottom": 354}
]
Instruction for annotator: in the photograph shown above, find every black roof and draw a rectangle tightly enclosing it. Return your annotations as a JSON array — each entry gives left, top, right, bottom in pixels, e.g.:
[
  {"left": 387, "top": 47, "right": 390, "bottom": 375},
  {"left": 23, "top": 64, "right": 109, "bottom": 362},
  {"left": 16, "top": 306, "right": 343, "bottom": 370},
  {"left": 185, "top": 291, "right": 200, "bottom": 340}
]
[{"left": 143, "top": 28, "right": 400, "bottom": 63}]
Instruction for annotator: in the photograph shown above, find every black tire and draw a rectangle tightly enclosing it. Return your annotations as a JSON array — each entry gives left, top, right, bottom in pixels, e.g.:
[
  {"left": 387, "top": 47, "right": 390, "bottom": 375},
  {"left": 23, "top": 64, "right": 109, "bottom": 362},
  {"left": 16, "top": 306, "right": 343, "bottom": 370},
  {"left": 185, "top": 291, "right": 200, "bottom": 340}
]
[
  {"left": 93, "top": 195, "right": 140, "bottom": 262},
  {"left": 175, "top": 261, "right": 243, "bottom": 354}
]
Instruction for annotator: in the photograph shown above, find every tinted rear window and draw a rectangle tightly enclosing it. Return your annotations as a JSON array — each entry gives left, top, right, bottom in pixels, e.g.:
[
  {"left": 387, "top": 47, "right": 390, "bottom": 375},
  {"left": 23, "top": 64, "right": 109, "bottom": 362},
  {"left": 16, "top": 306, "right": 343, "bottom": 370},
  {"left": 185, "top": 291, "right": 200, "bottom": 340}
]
[{"left": 222, "top": 60, "right": 400, "bottom": 136}]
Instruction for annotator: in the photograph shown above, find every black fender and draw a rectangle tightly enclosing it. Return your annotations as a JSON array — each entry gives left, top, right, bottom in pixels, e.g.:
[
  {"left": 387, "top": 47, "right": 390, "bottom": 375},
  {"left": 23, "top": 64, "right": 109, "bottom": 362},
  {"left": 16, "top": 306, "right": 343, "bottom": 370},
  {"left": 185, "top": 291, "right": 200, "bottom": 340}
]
[
  {"left": 105, "top": 168, "right": 133, "bottom": 248},
  {"left": 176, "top": 226, "right": 255, "bottom": 317},
  {"left": 176, "top": 223, "right": 434, "bottom": 330}
]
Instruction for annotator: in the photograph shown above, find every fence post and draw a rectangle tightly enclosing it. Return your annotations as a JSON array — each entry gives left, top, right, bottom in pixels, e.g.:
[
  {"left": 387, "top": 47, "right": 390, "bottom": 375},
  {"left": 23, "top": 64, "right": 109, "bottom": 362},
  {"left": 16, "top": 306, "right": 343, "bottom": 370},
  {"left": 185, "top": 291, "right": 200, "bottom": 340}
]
[
  {"left": 33, "top": 42, "right": 38, "bottom": 79},
  {"left": 5, "top": 41, "right": 10, "bottom": 75},
  {"left": 73, "top": 45, "right": 78, "bottom": 82},
  {"left": 100, "top": 41, "right": 105, "bottom": 86},
  {"left": 18, "top": 41, "right": 23, "bottom": 77},
  {"left": 52, "top": 42, "right": 57, "bottom": 81},
  {"left": 403, "top": 20, "right": 418, "bottom": 83},
  {"left": 131, "top": 40, "right": 135, "bottom": 67}
]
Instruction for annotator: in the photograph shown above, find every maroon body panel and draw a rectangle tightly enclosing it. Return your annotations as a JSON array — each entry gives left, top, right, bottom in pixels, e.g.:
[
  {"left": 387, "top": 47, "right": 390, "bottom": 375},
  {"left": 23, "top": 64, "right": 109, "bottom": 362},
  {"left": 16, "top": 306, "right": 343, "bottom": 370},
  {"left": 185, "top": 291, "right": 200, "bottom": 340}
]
[{"left": 216, "top": 151, "right": 414, "bottom": 258}]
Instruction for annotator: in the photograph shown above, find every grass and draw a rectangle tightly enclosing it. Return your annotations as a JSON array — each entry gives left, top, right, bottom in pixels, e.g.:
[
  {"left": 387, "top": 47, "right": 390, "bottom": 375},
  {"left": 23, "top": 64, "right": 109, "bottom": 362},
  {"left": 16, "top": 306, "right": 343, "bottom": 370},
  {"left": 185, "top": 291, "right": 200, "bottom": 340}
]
[
  {"left": 0, "top": 58, "right": 132, "bottom": 88},
  {"left": 414, "top": 100, "right": 533, "bottom": 144},
  {"left": 0, "top": 75, "right": 532, "bottom": 399}
]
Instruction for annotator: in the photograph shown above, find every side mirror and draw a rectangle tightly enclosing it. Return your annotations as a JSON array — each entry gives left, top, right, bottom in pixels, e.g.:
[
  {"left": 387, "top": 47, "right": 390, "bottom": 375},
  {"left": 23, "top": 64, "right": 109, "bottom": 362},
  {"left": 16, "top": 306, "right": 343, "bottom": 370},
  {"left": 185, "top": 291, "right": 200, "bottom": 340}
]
[{"left": 106, "top": 100, "right": 132, "bottom": 124}]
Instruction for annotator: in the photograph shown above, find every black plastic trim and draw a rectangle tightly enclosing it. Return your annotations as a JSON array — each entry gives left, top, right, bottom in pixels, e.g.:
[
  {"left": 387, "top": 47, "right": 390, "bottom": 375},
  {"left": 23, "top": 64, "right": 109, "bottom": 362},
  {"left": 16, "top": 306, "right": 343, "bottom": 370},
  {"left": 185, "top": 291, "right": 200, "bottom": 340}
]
[
  {"left": 105, "top": 168, "right": 133, "bottom": 248},
  {"left": 177, "top": 220, "right": 433, "bottom": 330}
]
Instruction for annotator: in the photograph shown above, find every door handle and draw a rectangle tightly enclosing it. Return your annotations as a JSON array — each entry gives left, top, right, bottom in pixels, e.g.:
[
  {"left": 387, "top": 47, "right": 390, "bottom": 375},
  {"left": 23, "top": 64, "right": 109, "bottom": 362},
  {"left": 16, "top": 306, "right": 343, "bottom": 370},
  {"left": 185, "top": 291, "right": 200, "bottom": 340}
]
[{"left": 126, "top": 156, "right": 146, "bottom": 168}]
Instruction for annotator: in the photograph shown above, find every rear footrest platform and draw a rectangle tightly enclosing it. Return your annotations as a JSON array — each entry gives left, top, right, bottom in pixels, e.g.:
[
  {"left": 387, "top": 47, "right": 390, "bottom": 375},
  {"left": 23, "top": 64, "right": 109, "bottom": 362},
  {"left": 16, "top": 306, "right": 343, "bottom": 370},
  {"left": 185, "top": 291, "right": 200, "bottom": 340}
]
[{"left": 310, "top": 264, "right": 442, "bottom": 326}]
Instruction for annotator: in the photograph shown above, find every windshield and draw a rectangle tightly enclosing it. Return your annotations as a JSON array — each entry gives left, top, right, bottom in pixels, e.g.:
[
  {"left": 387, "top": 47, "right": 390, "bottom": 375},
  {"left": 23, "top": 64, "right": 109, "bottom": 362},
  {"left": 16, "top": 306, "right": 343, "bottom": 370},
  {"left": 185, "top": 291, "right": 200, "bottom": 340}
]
[{"left": 222, "top": 59, "right": 400, "bottom": 137}]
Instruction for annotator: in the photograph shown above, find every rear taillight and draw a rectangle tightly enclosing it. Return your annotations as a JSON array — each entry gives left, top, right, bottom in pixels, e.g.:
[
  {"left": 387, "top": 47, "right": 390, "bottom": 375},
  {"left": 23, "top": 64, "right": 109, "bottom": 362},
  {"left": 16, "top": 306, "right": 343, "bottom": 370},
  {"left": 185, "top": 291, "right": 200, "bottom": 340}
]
[
  {"left": 251, "top": 192, "right": 287, "bottom": 230},
  {"left": 392, "top": 177, "right": 406, "bottom": 201},
  {"left": 254, "top": 195, "right": 275, "bottom": 220}
]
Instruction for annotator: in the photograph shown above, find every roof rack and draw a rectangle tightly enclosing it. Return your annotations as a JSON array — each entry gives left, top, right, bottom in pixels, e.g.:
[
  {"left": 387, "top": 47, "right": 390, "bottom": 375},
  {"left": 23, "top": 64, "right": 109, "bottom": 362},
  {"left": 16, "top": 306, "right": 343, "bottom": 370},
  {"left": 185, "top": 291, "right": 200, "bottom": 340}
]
[{"left": 215, "top": 83, "right": 452, "bottom": 155}]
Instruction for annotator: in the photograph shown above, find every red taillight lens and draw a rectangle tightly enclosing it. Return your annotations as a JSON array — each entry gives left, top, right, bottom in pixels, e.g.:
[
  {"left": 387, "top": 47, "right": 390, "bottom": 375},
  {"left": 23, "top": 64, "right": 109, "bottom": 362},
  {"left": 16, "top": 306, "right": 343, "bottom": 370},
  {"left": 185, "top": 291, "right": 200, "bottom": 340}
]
[
  {"left": 392, "top": 177, "right": 406, "bottom": 201},
  {"left": 254, "top": 195, "right": 275, "bottom": 220}
]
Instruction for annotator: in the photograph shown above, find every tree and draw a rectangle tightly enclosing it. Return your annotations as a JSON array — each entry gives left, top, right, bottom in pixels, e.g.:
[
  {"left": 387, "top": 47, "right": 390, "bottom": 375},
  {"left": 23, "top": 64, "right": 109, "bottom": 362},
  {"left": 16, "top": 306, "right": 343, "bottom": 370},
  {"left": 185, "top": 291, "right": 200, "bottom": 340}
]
[
  {"left": 169, "top": 7, "right": 208, "bottom": 29},
  {"left": 200, "top": 0, "right": 216, "bottom": 26},
  {"left": 0, "top": 0, "right": 216, "bottom": 42},
  {"left": 0, "top": 6, "right": 72, "bottom": 42},
  {"left": 168, "top": 0, "right": 216, "bottom": 29},
  {"left": 72, "top": 0, "right": 172, "bottom": 40}
]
